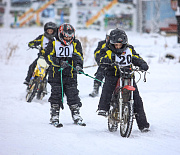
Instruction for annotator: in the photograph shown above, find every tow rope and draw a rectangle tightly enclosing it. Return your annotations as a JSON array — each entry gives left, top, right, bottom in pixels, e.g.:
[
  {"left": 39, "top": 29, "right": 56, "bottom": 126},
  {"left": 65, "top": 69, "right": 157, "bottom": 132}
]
[
  {"left": 66, "top": 61, "right": 104, "bottom": 84},
  {"left": 58, "top": 67, "right": 64, "bottom": 103},
  {"left": 58, "top": 61, "right": 104, "bottom": 103}
]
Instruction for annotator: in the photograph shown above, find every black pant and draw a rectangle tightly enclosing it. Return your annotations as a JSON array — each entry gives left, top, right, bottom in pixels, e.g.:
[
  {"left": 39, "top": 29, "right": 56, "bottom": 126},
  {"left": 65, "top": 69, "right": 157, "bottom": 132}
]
[
  {"left": 94, "top": 65, "right": 105, "bottom": 86},
  {"left": 98, "top": 75, "right": 149, "bottom": 129},
  {"left": 48, "top": 75, "right": 82, "bottom": 109},
  {"left": 25, "top": 58, "right": 38, "bottom": 82}
]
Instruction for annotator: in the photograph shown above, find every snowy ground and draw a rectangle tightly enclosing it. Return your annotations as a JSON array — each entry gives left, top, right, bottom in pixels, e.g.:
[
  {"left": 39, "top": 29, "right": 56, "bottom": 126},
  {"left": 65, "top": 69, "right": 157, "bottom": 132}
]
[{"left": 0, "top": 27, "right": 180, "bottom": 155}]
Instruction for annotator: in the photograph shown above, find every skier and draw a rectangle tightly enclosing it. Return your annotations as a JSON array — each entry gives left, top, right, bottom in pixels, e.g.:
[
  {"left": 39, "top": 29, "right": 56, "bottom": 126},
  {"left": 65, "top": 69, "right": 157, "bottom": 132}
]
[
  {"left": 89, "top": 29, "right": 113, "bottom": 97},
  {"left": 23, "top": 22, "right": 57, "bottom": 95},
  {"left": 44, "top": 23, "right": 86, "bottom": 127},
  {"left": 97, "top": 28, "right": 150, "bottom": 132}
]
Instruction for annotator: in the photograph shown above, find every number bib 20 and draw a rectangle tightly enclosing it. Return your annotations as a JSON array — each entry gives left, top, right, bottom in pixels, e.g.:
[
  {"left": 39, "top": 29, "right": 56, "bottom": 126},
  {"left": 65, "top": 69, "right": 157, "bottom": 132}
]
[
  {"left": 115, "top": 48, "right": 132, "bottom": 66},
  {"left": 55, "top": 41, "right": 74, "bottom": 57}
]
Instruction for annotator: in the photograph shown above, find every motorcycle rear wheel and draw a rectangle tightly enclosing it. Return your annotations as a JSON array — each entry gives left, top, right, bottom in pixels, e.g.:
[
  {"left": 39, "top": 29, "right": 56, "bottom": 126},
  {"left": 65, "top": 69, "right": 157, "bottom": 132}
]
[{"left": 108, "top": 107, "right": 118, "bottom": 132}]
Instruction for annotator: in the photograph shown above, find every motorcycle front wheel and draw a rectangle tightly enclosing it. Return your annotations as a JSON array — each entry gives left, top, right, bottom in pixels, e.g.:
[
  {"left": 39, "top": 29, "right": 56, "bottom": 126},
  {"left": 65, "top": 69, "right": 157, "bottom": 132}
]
[
  {"left": 120, "top": 101, "right": 133, "bottom": 138},
  {"left": 26, "top": 82, "right": 37, "bottom": 102}
]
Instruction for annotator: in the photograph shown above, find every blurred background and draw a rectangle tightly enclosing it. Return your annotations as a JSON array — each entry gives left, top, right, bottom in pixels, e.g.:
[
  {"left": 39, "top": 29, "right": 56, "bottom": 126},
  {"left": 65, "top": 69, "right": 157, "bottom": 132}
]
[{"left": 0, "top": 0, "right": 179, "bottom": 36}]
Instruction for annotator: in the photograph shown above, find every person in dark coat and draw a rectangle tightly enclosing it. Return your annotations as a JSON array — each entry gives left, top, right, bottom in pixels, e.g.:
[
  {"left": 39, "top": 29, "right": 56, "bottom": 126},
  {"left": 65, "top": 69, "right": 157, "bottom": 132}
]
[
  {"left": 97, "top": 28, "right": 150, "bottom": 132},
  {"left": 89, "top": 29, "right": 113, "bottom": 97},
  {"left": 24, "top": 22, "right": 57, "bottom": 91},
  {"left": 44, "top": 23, "right": 85, "bottom": 127}
]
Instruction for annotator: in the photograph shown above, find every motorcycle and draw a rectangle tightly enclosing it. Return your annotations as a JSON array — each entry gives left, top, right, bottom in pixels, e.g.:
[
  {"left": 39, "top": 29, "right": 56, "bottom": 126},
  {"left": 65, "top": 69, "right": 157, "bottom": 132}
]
[
  {"left": 26, "top": 47, "right": 49, "bottom": 102},
  {"left": 107, "top": 63, "right": 146, "bottom": 137}
]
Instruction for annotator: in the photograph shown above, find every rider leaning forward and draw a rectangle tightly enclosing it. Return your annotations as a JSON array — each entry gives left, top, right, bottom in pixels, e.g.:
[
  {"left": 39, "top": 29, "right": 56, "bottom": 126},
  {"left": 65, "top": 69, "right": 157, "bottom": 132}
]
[
  {"left": 23, "top": 22, "right": 57, "bottom": 95},
  {"left": 97, "top": 28, "right": 150, "bottom": 132}
]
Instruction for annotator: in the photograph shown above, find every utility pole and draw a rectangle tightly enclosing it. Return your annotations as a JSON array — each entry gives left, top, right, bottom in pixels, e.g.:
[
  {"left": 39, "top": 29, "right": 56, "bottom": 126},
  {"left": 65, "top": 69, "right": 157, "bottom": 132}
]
[{"left": 176, "top": 0, "right": 180, "bottom": 43}]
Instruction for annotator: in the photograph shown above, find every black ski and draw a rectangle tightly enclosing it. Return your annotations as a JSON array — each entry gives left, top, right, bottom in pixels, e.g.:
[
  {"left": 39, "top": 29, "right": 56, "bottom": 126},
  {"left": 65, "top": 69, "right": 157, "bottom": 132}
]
[
  {"left": 50, "top": 122, "right": 63, "bottom": 128},
  {"left": 74, "top": 120, "right": 86, "bottom": 126}
]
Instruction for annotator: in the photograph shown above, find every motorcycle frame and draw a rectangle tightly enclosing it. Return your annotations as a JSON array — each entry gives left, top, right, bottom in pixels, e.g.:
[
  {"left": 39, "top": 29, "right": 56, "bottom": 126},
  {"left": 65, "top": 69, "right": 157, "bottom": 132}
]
[{"left": 116, "top": 67, "right": 135, "bottom": 125}]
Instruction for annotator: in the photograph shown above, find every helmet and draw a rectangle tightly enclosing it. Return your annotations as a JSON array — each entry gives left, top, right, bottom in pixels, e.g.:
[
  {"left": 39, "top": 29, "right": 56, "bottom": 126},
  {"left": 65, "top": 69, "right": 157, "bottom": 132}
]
[
  {"left": 109, "top": 28, "right": 128, "bottom": 45},
  {"left": 58, "top": 23, "right": 75, "bottom": 46},
  {"left": 109, "top": 28, "right": 128, "bottom": 54},
  {"left": 44, "top": 22, "right": 57, "bottom": 39},
  {"left": 106, "top": 29, "right": 114, "bottom": 37},
  {"left": 106, "top": 29, "right": 114, "bottom": 42}
]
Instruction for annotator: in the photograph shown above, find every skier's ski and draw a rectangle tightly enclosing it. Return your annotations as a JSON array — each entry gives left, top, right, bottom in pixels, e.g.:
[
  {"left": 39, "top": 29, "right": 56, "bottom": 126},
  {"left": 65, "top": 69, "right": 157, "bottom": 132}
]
[
  {"left": 74, "top": 120, "right": 86, "bottom": 126},
  {"left": 50, "top": 122, "right": 63, "bottom": 128}
]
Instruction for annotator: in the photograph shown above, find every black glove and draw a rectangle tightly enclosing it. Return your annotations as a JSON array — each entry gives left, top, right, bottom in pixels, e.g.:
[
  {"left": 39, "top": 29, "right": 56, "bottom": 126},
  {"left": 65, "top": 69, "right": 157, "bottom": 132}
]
[
  {"left": 140, "top": 63, "right": 149, "bottom": 71},
  {"left": 49, "top": 56, "right": 60, "bottom": 66},
  {"left": 101, "top": 58, "right": 111, "bottom": 64},
  {"left": 76, "top": 66, "right": 84, "bottom": 74},
  {"left": 60, "top": 61, "right": 69, "bottom": 69}
]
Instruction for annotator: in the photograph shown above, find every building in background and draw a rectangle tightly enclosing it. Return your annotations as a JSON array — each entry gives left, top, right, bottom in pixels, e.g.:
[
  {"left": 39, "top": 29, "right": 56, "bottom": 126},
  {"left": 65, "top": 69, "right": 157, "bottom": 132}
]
[
  {"left": 0, "top": 0, "right": 6, "bottom": 27},
  {"left": 137, "top": 0, "right": 177, "bottom": 34},
  {"left": 1, "top": 0, "right": 178, "bottom": 35}
]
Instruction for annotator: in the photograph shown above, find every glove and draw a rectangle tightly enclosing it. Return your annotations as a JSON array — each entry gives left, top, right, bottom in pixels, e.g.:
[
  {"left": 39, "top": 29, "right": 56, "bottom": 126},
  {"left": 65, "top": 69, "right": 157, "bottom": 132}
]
[
  {"left": 101, "top": 58, "right": 111, "bottom": 64},
  {"left": 28, "top": 42, "right": 35, "bottom": 48},
  {"left": 60, "top": 61, "right": 69, "bottom": 69},
  {"left": 140, "top": 63, "right": 149, "bottom": 71},
  {"left": 51, "top": 56, "right": 60, "bottom": 66},
  {"left": 76, "top": 66, "right": 84, "bottom": 74}
]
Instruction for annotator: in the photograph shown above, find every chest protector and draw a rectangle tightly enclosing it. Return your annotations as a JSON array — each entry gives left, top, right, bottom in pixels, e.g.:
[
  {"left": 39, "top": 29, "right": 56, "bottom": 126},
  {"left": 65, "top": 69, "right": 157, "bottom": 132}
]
[
  {"left": 115, "top": 48, "right": 132, "bottom": 67},
  {"left": 43, "top": 37, "right": 49, "bottom": 49},
  {"left": 55, "top": 41, "right": 74, "bottom": 58}
]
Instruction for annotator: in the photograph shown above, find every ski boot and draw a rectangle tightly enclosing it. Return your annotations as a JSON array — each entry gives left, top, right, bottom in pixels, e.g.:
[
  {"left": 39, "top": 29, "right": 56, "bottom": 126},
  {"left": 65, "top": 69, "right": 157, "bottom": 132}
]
[
  {"left": 23, "top": 80, "right": 29, "bottom": 86},
  {"left": 89, "top": 82, "right": 99, "bottom": 97},
  {"left": 50, "top": 104, "right": 63, "bottom": 128},
  {"left": 70, "top": 104, "right": 86, "bottom": 126}
]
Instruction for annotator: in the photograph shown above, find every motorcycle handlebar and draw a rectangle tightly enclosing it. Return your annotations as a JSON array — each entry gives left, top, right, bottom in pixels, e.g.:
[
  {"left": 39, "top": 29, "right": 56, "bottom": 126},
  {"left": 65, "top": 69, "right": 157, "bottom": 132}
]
[{"left": 100, "top": 62, "right": 146, "bottom": 72}]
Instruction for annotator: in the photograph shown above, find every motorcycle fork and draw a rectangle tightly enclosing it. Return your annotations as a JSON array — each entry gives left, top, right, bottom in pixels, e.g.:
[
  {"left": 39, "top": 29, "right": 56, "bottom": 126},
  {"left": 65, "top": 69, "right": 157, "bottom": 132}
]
[
  {"left": 119, "top": 78, "right": 123, "bottom": 123},
  {"left": 119, "top": 78, "right": 134, "bottom": 123}
]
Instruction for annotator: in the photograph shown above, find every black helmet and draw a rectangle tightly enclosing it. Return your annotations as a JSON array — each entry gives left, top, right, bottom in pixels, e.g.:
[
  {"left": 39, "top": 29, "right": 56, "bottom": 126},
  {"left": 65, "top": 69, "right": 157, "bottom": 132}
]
[
  {"left": 44, "top": 22, "right": 57, "bottom": 39},
  {"left": 109, "top": 28, "right": 128, "bottom": 54},
  {"left": 106, "top": 28, "right": 114, "bottom": 42},
  {"left": 58, "top": 23, "right": 75, "bottom": 46},
  {"left": 109, "top": 28, "right": 128, "bottom": 44}
]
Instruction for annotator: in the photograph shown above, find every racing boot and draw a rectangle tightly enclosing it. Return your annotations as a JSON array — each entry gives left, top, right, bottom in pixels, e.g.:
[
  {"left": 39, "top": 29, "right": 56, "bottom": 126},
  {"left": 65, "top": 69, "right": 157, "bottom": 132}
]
[
  {"left": 89, "top": 82, "right": 99, "bottom": 97},
  {"left": 50, "top": 103, "right": 63, "bottom": 127},
  {"left": 23, "top": 80, "right": 29, "bottom": 86},
  {"left": 69, "top": 104, "right": 86, "bottom": 126}
]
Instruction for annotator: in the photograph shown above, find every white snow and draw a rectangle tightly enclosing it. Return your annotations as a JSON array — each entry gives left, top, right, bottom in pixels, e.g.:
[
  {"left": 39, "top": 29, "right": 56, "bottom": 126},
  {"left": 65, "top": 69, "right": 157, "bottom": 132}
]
[{"left": 0, "top": 27, "right": 180, "bottom": 155}]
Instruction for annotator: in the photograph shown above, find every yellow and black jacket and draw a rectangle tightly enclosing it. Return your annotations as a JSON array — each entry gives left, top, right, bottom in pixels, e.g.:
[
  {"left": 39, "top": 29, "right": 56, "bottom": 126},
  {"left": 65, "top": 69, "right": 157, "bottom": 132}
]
[
  {"left": 28, "top": 34, "right": 50, "bottom": 56},
  {"left": 99, "top": 44, "right": 148, "bottom": 77},
  {"left": 44, "top": 38, "right": 83, "bottom": 83},
  {"left": 94, "top": 40, "right": 106, "bottom": 65}
]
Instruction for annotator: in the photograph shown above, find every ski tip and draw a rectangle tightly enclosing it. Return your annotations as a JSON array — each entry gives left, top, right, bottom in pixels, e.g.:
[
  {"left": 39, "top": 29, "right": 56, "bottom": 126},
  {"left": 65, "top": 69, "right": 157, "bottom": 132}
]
[
  {"left": 74, "top": 122, "right": 86, "bottom": 126},
  {"left": 50, "top": 122, "right": 63, "bottom": 128},
  {"left": 80, "top": 123, "right": 86, "bottom": 126}
]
